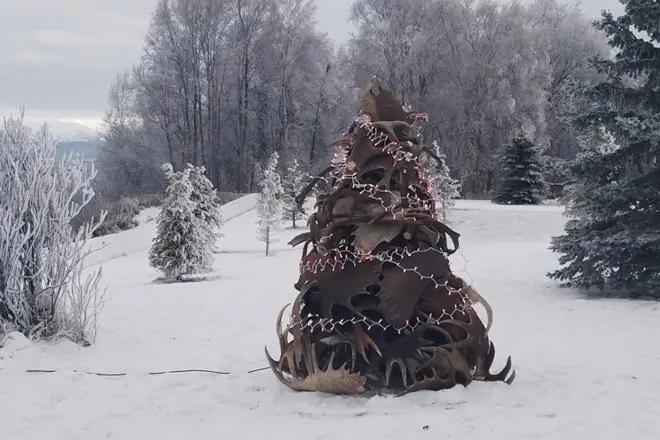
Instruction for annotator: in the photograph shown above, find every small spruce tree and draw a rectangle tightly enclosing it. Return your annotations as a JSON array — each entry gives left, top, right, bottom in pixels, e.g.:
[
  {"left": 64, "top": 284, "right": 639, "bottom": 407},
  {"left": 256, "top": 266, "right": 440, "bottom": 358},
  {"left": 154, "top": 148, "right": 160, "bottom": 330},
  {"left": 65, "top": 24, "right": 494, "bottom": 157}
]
[
  {"left": 188, "top": 164, "right": 222, "bottom": 250},
  {"left": 281, "top": 159, "right": 308, "bottom": 228},
  {"left": 493, "top": 135, "right": 547, "bottom": 205},
  {"left": 257, "top": 152, "right": 284, "bottom": 256},
  {"left": 549, "top": 0, "right": 660, "bottom": 298},
  {"left": 150, "top": 164, "right": 214, "bottom": 280},
  {"left": 431, "top": 141, "right": 461, "bottom": 220}
]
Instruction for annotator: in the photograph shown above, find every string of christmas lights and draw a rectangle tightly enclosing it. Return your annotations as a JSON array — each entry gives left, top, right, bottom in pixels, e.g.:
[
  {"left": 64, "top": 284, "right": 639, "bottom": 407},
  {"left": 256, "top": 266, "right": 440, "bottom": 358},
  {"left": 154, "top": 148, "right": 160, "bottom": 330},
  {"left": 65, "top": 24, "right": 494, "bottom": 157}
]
[
  {"left": 285, "top": 300, "right": 471, "bottom": 335},
  {"left": 288, "top": 112, "right": 476, "bottom": 337}
]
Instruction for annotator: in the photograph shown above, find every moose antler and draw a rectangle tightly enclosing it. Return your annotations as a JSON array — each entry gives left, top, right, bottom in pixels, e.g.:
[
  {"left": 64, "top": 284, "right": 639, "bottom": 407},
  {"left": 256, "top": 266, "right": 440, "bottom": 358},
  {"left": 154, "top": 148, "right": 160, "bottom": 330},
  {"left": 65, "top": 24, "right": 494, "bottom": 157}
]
[{"left": 267, "top": 81, "right": 514, "bottom": 395}]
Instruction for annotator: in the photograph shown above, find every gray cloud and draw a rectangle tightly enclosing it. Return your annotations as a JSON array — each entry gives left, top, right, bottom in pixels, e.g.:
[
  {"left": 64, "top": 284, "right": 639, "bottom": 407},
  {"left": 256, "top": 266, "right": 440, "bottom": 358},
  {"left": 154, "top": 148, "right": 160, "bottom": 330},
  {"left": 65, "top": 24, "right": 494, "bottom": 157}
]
[
  {"left": 0, "top": 0, "right": 153, "bottom": 123},
  {"left": 315, "top": 0, "right": 355, "bottom": 44},
  {"left": 579, "top": 0, "right": 624, "bottom": 18},
  {"left": 0, "top": 0, "right": 623, "bottom": 128}
]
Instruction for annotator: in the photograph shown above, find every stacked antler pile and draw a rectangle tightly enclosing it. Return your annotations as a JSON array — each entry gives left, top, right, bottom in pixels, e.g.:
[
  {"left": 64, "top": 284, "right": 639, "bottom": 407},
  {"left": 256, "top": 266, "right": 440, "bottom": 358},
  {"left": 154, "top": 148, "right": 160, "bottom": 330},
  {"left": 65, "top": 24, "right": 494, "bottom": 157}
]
[{"left": 266, "top": 81, "right": 514, "bottom": 395}]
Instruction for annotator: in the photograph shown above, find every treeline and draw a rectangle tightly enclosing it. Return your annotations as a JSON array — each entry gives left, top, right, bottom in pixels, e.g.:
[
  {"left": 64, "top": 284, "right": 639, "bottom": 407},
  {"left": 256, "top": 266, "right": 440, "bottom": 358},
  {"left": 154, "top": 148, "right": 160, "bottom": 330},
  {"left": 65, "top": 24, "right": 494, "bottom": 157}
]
[
  {"left": 348, "top": 0, "right": 607, "bottom": 195},
  {"left": 98, "top": 0, "right": 608, "bottom": 199},
  {"left": 99, "top": 0, "right": 352, "bottom": 199}
]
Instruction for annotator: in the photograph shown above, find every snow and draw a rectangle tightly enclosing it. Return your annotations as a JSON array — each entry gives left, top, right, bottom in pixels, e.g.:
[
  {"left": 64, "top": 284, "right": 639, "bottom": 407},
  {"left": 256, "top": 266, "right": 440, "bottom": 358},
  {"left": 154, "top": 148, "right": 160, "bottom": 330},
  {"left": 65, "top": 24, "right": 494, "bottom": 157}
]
[{"left": 2, "top": 197, "right": 659, "bottom": 439}]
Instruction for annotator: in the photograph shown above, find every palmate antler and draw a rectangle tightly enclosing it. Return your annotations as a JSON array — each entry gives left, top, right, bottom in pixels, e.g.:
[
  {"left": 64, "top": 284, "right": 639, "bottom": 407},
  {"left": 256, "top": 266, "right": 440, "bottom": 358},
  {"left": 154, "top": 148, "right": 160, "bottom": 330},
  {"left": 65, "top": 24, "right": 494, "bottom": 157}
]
[
  {"left": 267, "top": 80, "right": 514, "bottom": 395},
  {"left": 265, "top": 287, "right": 515, "bottom": 396},
  {"left": 265, "top": 306, "right": 367, "bottom": 394}
]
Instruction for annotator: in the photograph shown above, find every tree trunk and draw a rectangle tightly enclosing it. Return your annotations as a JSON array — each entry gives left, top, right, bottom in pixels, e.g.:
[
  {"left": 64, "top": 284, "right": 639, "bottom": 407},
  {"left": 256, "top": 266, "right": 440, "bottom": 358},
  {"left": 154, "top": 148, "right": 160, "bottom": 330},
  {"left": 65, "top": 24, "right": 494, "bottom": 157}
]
[
  {"left": 309, "top": 64, "right": 331, "bottom": 164},
  {"left": 265, "top": 226, "right": 270, "bottom": 256}
]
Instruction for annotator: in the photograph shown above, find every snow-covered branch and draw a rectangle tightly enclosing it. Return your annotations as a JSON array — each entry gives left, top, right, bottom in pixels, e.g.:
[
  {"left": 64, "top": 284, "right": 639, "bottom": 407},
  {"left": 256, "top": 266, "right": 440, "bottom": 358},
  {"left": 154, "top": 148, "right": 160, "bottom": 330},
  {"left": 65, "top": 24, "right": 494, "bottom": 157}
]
[
  {"left": 0, "top": 112, "right": 105, "bottom": 344},
  {"left": 257, "top": 152, "right": 284, "bottom": 256}
]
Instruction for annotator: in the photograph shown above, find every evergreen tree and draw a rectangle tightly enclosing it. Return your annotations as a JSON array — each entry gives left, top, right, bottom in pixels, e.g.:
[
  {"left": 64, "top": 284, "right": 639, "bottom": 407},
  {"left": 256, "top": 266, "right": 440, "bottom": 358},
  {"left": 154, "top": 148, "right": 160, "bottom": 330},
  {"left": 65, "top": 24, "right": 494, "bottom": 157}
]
[
  {"left": 188, "top": 164, "right": 222, "bottom": 250},
  {"left": 281, "top": 159, "right": 308, "bottom": 228},
  {"left": 150, "top": 164, "right": 214, "bottom": 280},
  {"left": 550, "top": 0, "right": 660, "bottom": 298},
  {"left": 493, "top": 135, "right": 547, "bottom": 205},
  {"left": 431, "top": 141, "right": 461, "bottom": 220},
  {"left": 257, "top": 153, "right": 284, "bottom": 256}
]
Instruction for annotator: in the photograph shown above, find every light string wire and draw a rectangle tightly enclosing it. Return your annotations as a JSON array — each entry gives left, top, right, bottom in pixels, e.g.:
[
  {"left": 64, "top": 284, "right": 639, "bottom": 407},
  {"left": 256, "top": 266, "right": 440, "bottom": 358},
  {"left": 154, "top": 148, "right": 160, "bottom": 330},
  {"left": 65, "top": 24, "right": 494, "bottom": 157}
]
[{"left": 287, "top": 114, "right": 481, "bottom": 335}]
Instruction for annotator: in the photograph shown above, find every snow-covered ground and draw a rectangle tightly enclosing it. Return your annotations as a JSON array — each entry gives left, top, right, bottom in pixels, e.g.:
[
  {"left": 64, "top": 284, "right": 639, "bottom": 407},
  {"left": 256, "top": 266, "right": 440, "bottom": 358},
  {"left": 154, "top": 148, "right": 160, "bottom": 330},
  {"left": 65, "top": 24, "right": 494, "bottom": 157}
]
[{"left": 2, "top": 196, "right": 659, "bottom": 439}]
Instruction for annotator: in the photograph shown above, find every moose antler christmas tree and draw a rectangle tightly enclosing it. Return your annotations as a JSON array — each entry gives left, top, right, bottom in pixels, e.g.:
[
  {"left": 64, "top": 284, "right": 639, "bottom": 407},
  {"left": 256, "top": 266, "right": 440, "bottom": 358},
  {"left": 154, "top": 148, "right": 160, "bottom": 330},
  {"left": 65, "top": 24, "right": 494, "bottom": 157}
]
[{"left": 266, "top": 81, "right": 514, "bottom": 394}]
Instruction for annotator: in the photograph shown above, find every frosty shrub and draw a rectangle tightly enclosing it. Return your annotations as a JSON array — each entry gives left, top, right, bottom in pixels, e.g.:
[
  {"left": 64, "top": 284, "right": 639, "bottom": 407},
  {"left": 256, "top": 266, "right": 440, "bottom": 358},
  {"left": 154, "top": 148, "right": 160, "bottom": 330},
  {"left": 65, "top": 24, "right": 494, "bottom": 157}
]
[
  {"left": 0, "top": 113, "right": 106, "bottom": 345},
  {"left": 93, "top": 197, "right": 141, "bottom": 237},
  {"left": 78, "top": 192, "right": 163, "bottom": 238},
  {"left": 493, "top": 135, "right": 547, "bottom": 205},
  {"left": 281, "top": 159, "right": 308, "bottom": 228},
  {"left": 149, "top": 164, "right": 217, "bottom": 280},
  {"left": 257, "top": 152, "right": 284, "bottom": 255}
]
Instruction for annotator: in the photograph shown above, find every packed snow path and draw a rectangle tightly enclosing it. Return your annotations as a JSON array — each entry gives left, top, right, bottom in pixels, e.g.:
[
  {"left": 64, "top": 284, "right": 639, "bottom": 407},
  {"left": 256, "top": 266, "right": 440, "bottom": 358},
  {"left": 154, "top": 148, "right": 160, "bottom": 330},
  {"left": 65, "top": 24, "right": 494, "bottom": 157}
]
[{"left": 1, "top": 196, "right": 659, "bottom": 439}]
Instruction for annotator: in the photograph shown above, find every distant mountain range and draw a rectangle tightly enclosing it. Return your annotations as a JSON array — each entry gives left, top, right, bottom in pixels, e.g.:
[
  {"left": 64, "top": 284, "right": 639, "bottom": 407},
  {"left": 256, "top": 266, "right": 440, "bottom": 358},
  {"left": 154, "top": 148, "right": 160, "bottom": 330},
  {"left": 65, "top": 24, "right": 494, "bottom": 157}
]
[
  {"left": 55, "top": 138, "right": 101, "bottom": 161},
  {"left": 24, "top": 120, "right": 102, "bottom": 161}
]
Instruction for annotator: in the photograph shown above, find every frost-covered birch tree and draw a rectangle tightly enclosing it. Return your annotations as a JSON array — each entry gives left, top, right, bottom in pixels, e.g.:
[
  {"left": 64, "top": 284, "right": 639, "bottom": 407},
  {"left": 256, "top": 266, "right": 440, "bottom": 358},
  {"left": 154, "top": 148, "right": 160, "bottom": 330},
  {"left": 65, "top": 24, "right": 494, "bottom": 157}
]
[
  {"left": 257, "top": 153, "right": 284, "bottom": 256},
  {"left": 0, "top": 113, "right": 105, "bottom": 345},
  {"left": 109, "top": 0, "right": 341, "bottom": 194},
  {"left": 430, "top": 142, "right": 460, "bottom": 221},
  {"left": 348, "top": 0, "right": 607, "bottom": 197},
  {"left": 149, "top": 164, "right": 214, "bottom": 280},
  {"left": 281, "top": 159, "right": 307, "bottom": 229},
  {"left": 97, "top": 0, "right": 610, "bottom": 202}
]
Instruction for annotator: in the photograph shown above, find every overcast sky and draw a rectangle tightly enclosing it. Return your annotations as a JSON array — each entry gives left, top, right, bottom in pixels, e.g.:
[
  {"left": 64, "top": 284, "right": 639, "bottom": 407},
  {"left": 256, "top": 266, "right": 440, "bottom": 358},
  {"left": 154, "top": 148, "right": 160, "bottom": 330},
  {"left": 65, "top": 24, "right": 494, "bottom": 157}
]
[{"left": 0, "top": 0, "right": 623, "bottom": 130}]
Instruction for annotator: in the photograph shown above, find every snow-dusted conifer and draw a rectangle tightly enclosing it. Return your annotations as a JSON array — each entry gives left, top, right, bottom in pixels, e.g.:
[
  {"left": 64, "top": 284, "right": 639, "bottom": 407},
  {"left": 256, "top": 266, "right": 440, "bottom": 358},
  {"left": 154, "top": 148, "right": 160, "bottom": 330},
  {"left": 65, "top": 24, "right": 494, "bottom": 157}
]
[
  {"left": 188, "top": 164, "right": 222, "bottom": 250},
  {"left": 550, "top": 0, "right": 659, "bottom": 298},
  {"left": 493, "top": 135, "right": 547, "bottom": 205},
  {"left": 578, "top": 125, "right": 618, "bottom": 155},
  {"left": 431, "top": 141, "right": 460, "bottom": 220},
  {"left": 281, "top": 159, "right": 308, "bottom": 228},
  {"left": 0, "top": 113, "right": 105, "bottom": 344},
  {"left": 150, "top": 164, "right": 214, "bottom": 280},
  {"left": 257, "top": 152, "right": 284, "bottom": 256}
]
